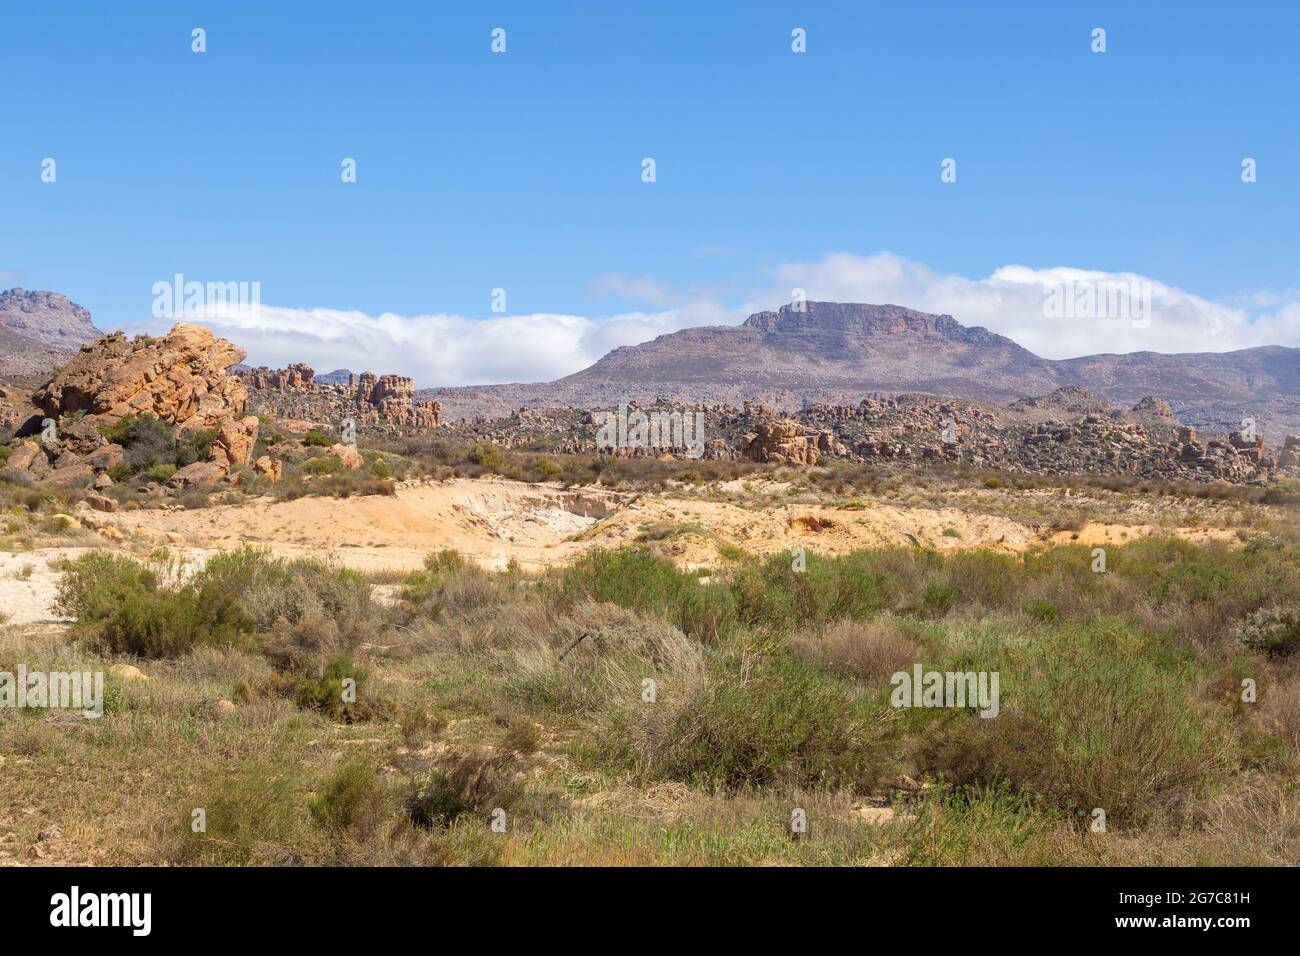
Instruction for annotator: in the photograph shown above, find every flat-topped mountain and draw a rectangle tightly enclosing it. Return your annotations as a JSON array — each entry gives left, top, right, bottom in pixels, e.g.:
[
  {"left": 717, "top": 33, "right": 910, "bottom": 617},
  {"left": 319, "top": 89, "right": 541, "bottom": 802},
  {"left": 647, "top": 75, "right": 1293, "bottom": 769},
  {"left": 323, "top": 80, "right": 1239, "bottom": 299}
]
[
  {"left": 424, "top": 301, "right": 1300, "bottom": 440},
  {"left": 0, "top": 288, "right": 104, "bottom": 376},
  {"left": 564, "top": 302, "right": 1054, "bottom": 396}
]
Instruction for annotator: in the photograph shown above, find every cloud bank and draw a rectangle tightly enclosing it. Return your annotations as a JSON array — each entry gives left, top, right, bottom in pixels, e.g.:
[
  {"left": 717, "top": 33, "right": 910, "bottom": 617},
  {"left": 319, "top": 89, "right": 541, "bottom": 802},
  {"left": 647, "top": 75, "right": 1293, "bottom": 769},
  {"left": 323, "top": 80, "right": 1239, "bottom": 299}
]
[{"left": 145, "top": 252, "right": 1300, "bottom": 387}]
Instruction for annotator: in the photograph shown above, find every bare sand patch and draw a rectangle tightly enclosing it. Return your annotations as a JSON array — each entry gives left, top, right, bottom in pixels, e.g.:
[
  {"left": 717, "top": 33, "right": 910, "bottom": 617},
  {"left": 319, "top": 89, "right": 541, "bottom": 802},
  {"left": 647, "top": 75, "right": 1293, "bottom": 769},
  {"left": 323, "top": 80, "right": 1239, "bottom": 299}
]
[
  {"left": 95, "top": 477, "right": 1240, "bottom": 576},
  {"left": 0, "top": 548, "right": 98, "bottom": 625}
]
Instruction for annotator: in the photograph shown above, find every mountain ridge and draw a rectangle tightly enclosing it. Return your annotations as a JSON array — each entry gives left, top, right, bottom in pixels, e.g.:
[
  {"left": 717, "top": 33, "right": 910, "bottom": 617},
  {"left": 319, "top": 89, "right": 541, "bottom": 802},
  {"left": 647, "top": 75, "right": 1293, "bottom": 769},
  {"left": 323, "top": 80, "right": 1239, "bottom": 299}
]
[
  {"left": 0, "top": 288, "right": 104, "bottom": 376},
  {"left": 425, "top": 301, "right": 1300, "bottom": 440}
]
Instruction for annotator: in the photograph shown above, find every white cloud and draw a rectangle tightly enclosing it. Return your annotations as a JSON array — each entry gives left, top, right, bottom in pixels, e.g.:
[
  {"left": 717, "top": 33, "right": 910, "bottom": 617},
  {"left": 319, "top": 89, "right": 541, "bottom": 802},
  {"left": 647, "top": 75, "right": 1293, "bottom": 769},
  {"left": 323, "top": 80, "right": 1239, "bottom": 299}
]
[
  {"left": 148, "top": 301, "right": 726, "bottom": 387},
  {"left": 770, "top": 252, "right": 1300, "bottom": 359},
  {"left": 133, "top": 252, "right": 1300, "bottom": 386}
]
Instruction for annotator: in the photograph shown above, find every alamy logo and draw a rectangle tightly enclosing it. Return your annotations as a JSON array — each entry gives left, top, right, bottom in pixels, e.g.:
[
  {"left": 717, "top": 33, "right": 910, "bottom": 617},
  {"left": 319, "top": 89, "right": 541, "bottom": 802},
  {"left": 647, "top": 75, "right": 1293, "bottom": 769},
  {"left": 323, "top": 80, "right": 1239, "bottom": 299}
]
[
  {"left": 50, "top": 886, "right": 152, "bottom": 936},
  {"left": 1042, "top": 277, "right": 1151, "bottom": 329},
  {"left": 595, "top": 405, "right": 706, "bottom": 459},
  {"left": 151, "top": 273, "right": 261, "bottom": 320},
  {"left": 890, "top": 665, "right": 1000, "bottom": 718},
  {"left": 0, "top": 667, "right": 104, "bottom": 718}
]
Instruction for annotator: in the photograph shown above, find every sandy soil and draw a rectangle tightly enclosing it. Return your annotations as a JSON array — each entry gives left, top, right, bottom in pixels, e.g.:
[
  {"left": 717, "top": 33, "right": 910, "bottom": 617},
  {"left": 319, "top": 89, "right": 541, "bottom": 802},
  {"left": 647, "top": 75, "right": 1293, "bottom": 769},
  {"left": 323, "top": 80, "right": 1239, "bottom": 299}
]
[
  {"left": 0, "top": 549, "right": 98, "bottom": 625},
  {"left": 106, "top": 477, "right": 1240, "bottom": 571},
  {"left": 0, "top": 478, "right": 1245, "bottom": 625}
]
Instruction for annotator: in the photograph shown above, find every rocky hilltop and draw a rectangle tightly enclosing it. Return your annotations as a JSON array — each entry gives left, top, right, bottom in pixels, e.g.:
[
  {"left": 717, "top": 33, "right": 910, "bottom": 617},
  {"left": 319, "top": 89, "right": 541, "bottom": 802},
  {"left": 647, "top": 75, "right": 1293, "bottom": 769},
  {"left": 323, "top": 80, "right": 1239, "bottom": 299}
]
[
  {"left": 425, "top": 301, "right": 1300, "bottom": 441},
  {"left": 239, "top": 365, "right": 441, "bottom": 434},
  {"left": 0, "top": 288, "right": 104, "bottom": 376}
]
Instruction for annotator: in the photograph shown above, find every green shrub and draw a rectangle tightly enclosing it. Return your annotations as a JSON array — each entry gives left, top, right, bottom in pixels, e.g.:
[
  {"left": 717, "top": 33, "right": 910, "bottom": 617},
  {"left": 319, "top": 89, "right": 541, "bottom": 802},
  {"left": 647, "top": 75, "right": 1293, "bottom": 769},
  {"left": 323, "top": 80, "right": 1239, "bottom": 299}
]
[
  {"left": 730, "top": 551, "right": 892, "bottom": 632},
  {"left": 99, "top": 414, "right": 174, "bottom": 474},
  {"left": 147, "top": 463, "right": 177, "bottom": 483},
  {"left": 58, "top": 548, "right": 375, "bottom": 662},
  {"left": 175, "top": 428, "right": 216, "bottom": 467},
  {"left": 270, "top": 652, "right": 381, "bottom": 721},
  {"left": 309, "top": 762, "right": 386, "bottom": 835},
  {"left": 555, "top": 548, "right": 736, "bottom": 641},
  {"left": 468, "top": 442, "right": 506, "bottom": 471},
  {"left": 56, "top": 552, "right": 254, "bottom": 657},
  {"left": 177, "top": 762, "right": 307, "bottom": 864},
  {"left": 915, "top": 618, "right": 1232, "bottom": 824},
  {"left": 895, "top": 783, "right": 1089, "bottom": 866},
  {"left": 303, "top": 455, "right": 343, "bottom": 477},
  {"left": 303, "top": 429, "right": 333, "bottom": 447},
  {"left": 597, "top": 651, "right": 898, "bottom": 791}
]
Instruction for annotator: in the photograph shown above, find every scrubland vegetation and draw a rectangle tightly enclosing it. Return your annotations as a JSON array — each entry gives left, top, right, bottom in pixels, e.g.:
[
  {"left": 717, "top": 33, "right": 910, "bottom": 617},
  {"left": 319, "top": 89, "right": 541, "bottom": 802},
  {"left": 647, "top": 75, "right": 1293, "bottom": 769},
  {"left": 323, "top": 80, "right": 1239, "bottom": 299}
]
[{"left": 3, "top": 521, "right": 1298, "bottom": 865}]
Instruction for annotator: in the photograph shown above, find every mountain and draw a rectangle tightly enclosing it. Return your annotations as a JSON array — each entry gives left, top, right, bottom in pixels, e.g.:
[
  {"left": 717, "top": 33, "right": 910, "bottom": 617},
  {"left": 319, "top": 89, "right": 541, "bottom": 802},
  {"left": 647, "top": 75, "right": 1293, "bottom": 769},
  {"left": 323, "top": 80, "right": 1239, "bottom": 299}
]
[
  {"left": 316, "top": 369, "right": 355, "bottom": 385},
  {"left": 0, "top": 288, "right": 103, "bottom": 377},
  {"left": 423, "top": 301, "right": 1300, "bottom": 440}
]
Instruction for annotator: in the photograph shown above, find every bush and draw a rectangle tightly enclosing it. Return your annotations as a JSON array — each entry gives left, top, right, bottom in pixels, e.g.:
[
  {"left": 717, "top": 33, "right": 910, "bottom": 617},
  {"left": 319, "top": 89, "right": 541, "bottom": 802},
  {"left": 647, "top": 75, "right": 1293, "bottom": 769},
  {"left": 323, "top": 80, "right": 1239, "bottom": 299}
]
[
  {"left": 468, "top": 442, "right": 506, "bottom": 471},
  {"left": 309, "top": 762, "right": 387, "bottom": 835},
  {"left": 147, "top": 463, "right": 177, "bottom": 483},
  {"left": 792, "top": 615, "right": 920, "bottom": 683},
  {"left": 1235, "top": 606, "right": 1300, "bottom": 657},
  {"left": 100, "top": 414, "right": 175, "bottom": 474},
  {"left": 895, "top": 783, "right": 1091, "bottom": 866},
  {"left": 914, "top": 618, "right": 1232, "bottom": 824},
  {"left": 58, "top": 548, "right": 375, "bottom": 663},
  {"left": 729, "top": 550, "right": 896, "bottom": 632},
  {"left": 270, "top": 652, "right": 383, "bottom": 721},
  {"left": 554, "top": 548, "right": 736, "bottom": 641},
  {"left": 597, "top": 651, "right": 898, "bottom": 791},
  {"left": 56, "top": 552, "right": 253, "bottom": 658},
  {"left": 175, "top": 427, "right": 216, "bottom": 467},
  {"left": 176, "top": 762, "right": 307, "bottom": 864},
  {"left": 303, "top": 455, "right": 343, "bottom": 477},
  {"left": 303, "top": 429, "right": 333, "bottom": 447},
  {"left": 403, "top": 749, "right": 521, "bottom": 830}
]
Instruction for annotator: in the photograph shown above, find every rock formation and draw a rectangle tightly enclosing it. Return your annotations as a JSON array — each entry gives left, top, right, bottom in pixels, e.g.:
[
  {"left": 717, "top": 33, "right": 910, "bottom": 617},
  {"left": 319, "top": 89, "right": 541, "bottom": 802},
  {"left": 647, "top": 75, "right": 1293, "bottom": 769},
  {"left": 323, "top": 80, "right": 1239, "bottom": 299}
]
[
  {"left": 9, "top": 324, "right": 259, "bottom": 489},
  {"left": 743, "top": 418, "right": 821, "bottom": 465},
  {"left": 239, "top": 365, "right": 441, "bottom": 433}
]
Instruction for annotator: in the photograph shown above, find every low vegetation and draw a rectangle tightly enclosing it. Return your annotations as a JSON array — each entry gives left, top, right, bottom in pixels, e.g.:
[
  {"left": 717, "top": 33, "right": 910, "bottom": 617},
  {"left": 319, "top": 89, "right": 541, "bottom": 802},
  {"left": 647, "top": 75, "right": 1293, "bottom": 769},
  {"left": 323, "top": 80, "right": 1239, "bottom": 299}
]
[{"left": 2, "top": 518, "right": 1296, "bottom": 866}]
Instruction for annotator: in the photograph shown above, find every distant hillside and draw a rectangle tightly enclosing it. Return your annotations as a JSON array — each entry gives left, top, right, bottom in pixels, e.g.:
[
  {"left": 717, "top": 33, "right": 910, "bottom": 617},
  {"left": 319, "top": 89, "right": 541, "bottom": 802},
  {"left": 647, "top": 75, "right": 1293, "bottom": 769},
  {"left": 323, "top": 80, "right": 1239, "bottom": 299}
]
[
  {"left": 423, "top": 301, "right": 1300, "bottom": 440},
  {"left": 0, "top": 288, "right": 103, "bottom": 377},
  {"left": 316, "top": 369, "right": 355, "bottom": 385}
]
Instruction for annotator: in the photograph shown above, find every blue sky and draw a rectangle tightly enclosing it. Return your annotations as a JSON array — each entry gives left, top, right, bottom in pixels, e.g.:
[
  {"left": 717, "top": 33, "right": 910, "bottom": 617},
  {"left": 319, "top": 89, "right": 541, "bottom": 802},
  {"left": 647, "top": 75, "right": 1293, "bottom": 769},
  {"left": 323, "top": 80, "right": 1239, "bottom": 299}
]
[{"left": 3, "top": 1, "right": 1297, "bottom": 383}]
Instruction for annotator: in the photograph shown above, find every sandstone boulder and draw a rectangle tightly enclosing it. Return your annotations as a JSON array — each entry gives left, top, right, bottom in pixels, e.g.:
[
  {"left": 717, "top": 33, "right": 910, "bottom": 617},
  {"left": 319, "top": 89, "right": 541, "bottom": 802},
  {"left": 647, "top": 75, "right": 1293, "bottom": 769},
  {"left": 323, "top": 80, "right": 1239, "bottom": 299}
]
[
  {"left": 32, "top": 324, "right": 256, "bottom": 468},
  {"left": 330, "top": 443, "right": 364, "bottom": 470},
  {"left": 83, "top": 443, "right": 124, "bottom": 470},
  {"left": 168, "top": 461, "right": 226, "bottom": 488},
  {"left": 6, "top": 440, "right": 40, "bottom": 473},
  {"left": 43, "top": 462, "right": 94, "bottom": 488},
  {"left": 254, "top": 455, "right": 282, "bottom": 482},
  {"left": 743, "top": 419, "right": 820, "bottom": 465}
]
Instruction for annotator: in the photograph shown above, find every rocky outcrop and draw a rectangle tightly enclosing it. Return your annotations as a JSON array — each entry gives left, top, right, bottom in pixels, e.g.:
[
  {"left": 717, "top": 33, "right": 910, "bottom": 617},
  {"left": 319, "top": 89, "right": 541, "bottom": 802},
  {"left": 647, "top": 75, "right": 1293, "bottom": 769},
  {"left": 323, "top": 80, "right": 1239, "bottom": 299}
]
[
  {"left": 254, "top": 455, "right": 283, "bottom": 481},
  {"left": 244, "top": 363, "right": 315, "bottom": 392},
  {"left": 240, "top": 365, "right": 442, "bottom": 434},
  {"left": 1280, "top": 436, "right": 1300, "bottom": 469},
  {"left": 743, "top": 419, "right": 820, "bottom": 466},
  {"left": 10, "top": 324, "right": 259, "bottom": 489}
]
